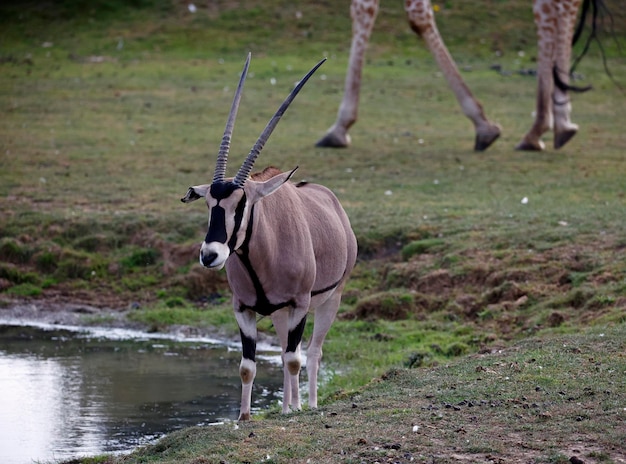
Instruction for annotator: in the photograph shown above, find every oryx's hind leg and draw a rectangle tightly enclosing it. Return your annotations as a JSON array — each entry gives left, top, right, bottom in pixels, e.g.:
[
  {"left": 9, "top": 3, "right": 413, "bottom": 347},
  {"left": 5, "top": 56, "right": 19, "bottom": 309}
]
[
  {"left": 235, "top": 308, "right": 258, "bottom": 421},
  {"left": 316, "top": 0, "right": 379, "bottom": 148},
  {"left": 307, "top": 290, "right": 342, "bottom": 409},
  {"left": 271, "top": 307, "right": 308, "bottom": 414}
]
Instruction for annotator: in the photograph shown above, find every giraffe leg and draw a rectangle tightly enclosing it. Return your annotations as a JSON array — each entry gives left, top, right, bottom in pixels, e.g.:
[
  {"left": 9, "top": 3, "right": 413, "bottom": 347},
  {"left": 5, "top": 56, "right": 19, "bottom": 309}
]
[
  {"left": 553, "top": 92, "right": 578, "bottom": 149},
  {"left": 316, "top": 0, "right": 379, "bottom": 148},
  {"left": 405, "top": 0, "right": 501, "bottom": 151},
  {"left": 553, "top": 0, "right": 581, "bottom": 149},
  {"left": 517, "top": 0, "right": 556, "bottom": 151}
]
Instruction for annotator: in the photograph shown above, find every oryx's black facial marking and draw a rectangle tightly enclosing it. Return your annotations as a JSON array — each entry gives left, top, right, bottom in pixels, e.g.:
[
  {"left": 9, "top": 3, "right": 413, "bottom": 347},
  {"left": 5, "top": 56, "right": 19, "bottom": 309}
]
[
  {"left": 206, "top": 205, "right": 227, "bottom": 243},
  {"left": 228, "top": 193, "right": 247, "bottom": 251},
  {"left": 210, "top": 181, "right": 239, "bottom": 200},
  {"left": 204, "top": 181, "right": 247, "bottom": 251}
]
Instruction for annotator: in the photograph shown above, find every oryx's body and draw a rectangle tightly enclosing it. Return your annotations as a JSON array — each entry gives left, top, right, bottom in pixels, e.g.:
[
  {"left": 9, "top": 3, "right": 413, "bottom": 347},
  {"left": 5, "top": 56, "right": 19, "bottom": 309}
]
[
  {"left": 317, "top": 0, "right": 592, "bottom": 151},
  {"left": 182, "top": 55, "right": 357, "bottom": 420},
  {"left": 227, "top": 167, "right": 356, "bottom": 420}
]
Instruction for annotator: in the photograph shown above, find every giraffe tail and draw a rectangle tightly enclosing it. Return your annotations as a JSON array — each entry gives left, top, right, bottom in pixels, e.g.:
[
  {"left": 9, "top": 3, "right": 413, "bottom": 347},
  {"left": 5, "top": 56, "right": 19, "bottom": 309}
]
[{"left": 553, "top": 66, "right": 592, "bottom": 93}]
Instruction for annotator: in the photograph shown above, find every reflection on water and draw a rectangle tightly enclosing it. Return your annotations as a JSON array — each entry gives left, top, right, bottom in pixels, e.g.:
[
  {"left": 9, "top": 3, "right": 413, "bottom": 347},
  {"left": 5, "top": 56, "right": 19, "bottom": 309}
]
[{"left": 0, "top": 323, "right": 283, "bottom": 464}]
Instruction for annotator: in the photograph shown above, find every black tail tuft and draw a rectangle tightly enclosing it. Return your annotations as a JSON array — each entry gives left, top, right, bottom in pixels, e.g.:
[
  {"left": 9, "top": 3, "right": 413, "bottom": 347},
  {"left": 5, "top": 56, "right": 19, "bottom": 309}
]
[
  {"left": 553, "top": 66, "right": 592, "bottom": 93},
  {"left": 571, "top": 0, "right": 623, "bottom": 92}
]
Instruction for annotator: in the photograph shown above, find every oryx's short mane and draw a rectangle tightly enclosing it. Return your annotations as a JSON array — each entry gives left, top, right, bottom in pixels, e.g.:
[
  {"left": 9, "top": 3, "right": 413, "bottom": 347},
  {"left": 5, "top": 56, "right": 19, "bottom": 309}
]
[
  {"left": 251, "top": 166, "right": 283, "bottom": 181},
  {"left": 250, "top": 166, "right": 309, "bottom": 188}
]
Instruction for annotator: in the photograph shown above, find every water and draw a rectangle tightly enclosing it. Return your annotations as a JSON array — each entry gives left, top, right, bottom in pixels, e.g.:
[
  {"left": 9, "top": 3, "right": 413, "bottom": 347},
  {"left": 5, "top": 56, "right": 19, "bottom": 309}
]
[{"left": 0, "top": 322, "right": 283, "bottom": 464}]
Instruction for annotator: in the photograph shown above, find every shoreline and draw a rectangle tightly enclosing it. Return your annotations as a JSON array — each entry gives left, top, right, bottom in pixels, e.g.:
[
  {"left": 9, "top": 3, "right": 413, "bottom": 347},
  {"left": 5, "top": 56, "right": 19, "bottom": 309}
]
[{"left": 0, "top": 297, "right": 279, "bottom": 349}]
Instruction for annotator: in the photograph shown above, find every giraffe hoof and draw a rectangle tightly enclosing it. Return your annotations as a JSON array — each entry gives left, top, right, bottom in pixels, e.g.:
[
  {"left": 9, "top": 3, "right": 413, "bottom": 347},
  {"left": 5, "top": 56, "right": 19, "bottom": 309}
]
[
  {"left": 474, "top": 125, "right": 502, "bottom": 151},
  {"left": 515, "top": 138, "right": 545, "bottom": 151},
  {"left": 315, "top": 131, "right": 351, "bottom": 148},
  {"left": 554, "top": 128, "right": 577, "bottom": 149}
]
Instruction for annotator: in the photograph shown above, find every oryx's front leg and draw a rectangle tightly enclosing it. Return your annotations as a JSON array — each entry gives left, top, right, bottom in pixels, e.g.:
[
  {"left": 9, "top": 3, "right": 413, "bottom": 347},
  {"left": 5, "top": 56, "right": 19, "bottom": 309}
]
[
  {"left": 272, "top": 307, "right": 308, "bottom": 414},
  {"left": 235, "top": 308, "right": 257, "bottom": 421}
]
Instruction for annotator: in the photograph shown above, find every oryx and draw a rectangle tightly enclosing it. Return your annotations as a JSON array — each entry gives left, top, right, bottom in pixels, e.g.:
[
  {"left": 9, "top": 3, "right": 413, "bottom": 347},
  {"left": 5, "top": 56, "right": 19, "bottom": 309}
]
[{"left": 182, "top": 54, "right": 357, "bottom": 421}]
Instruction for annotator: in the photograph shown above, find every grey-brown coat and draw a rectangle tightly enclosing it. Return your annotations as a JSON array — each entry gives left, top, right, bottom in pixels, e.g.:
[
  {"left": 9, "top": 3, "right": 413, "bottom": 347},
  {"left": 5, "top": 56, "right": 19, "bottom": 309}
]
[{"left": 182, "top": 55, "right": 357, "bottom": 420}]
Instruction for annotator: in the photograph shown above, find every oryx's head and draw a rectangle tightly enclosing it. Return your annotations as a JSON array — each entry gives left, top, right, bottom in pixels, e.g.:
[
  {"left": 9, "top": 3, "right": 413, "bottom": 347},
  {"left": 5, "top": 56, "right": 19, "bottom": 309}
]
[{"left": 181, "top": 53, "right": 325, "bottom": 269}]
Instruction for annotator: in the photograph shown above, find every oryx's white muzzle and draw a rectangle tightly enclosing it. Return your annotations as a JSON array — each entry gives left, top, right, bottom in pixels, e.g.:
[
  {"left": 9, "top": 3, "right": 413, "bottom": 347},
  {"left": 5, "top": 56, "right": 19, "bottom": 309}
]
[{"left": 200, "top": 241, "right": 230, "bottom": 270}]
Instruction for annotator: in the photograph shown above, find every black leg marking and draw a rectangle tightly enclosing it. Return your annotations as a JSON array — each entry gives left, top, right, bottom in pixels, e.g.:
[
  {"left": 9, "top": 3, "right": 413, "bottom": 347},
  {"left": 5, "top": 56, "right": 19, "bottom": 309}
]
[
  {"left": 287, "top": 315, "right": 307, "bottom": 353},
  {"left": 240, "top": 329, "right": 256, "bottom": 362}
]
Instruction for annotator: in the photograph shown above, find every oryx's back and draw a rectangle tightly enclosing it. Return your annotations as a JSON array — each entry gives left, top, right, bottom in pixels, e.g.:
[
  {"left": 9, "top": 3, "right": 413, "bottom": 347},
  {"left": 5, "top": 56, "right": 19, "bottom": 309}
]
[
  {"left": 295, "top": 181, "right": 357, "bottom": 289},
  {"left": 225, "top": 169, "right": 357, "bottom": 310}
]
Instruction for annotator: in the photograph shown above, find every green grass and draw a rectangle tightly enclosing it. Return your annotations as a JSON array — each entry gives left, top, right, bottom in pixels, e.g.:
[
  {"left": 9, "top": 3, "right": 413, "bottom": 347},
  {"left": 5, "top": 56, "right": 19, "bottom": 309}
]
[
  {"left": 1, "top": 1, "right": 625, "bottom": 461},
  {"left": 116, "top": 324, "right": 626, "bottom": 463}
]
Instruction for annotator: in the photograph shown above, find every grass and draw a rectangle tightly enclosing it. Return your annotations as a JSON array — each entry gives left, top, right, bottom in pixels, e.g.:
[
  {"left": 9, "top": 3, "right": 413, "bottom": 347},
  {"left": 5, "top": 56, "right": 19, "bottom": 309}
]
[
  {"left": 116, "top": 324, "right": 626, "bottom": 464},
  {"left": 1, "top": 0, "right": 626, "bottom": 462}
]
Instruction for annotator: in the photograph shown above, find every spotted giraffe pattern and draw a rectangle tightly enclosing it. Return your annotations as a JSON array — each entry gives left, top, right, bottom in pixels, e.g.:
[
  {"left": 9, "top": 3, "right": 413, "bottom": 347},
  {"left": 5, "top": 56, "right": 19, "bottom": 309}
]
[
  {"left": 518, "top": 0, "right": 582, "bottom": 150},
  {"left": 316, "top": 0, "right": 584, "bottom": 151}
]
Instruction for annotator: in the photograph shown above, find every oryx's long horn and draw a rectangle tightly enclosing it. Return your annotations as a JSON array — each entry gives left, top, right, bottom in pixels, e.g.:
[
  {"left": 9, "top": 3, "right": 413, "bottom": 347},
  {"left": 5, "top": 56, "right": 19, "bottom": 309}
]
[
  {"left": 232, "top": 57, "right": 326, "bottom": 188},
  {"left": 213, "top": 52, "right": 251, "bottom": 184}
]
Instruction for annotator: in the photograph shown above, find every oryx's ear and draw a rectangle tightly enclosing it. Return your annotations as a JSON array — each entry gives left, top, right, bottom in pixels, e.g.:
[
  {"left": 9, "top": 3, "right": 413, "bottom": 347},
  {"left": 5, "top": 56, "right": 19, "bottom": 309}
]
[
  {"left": 247, "top": 166, "right": 298, "bottom": 205},
  {"left": 181, "top": 184, "right": 211, "bottom": 203}
]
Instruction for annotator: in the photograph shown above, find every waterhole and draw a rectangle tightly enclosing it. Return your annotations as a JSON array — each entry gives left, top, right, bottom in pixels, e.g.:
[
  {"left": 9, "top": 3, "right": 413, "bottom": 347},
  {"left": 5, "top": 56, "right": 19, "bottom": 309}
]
[{"left": 0, "top": 322, "right": 283, "bottom": 464}]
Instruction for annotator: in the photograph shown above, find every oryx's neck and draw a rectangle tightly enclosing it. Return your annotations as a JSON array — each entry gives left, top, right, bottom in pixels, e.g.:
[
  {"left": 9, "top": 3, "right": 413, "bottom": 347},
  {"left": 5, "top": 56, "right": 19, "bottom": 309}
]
[
  {"left": 231, "top": 200, "right": 292, "bottom": 315},
  {"left": 227, "top": 186, "right": 316, "bottom": 315}
]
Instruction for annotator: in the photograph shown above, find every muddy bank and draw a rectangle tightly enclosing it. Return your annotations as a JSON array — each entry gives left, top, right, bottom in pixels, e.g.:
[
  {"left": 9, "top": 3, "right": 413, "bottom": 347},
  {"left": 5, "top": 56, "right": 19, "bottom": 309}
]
[
  {"left": 0, "top": 297, "right": 276, "bottom": 346},
  {"left": 0, "top": 298, "right": 226, "bottom": 342},
  {"left": 0, "top": 298, "right": 129, "bottom": 326}
]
